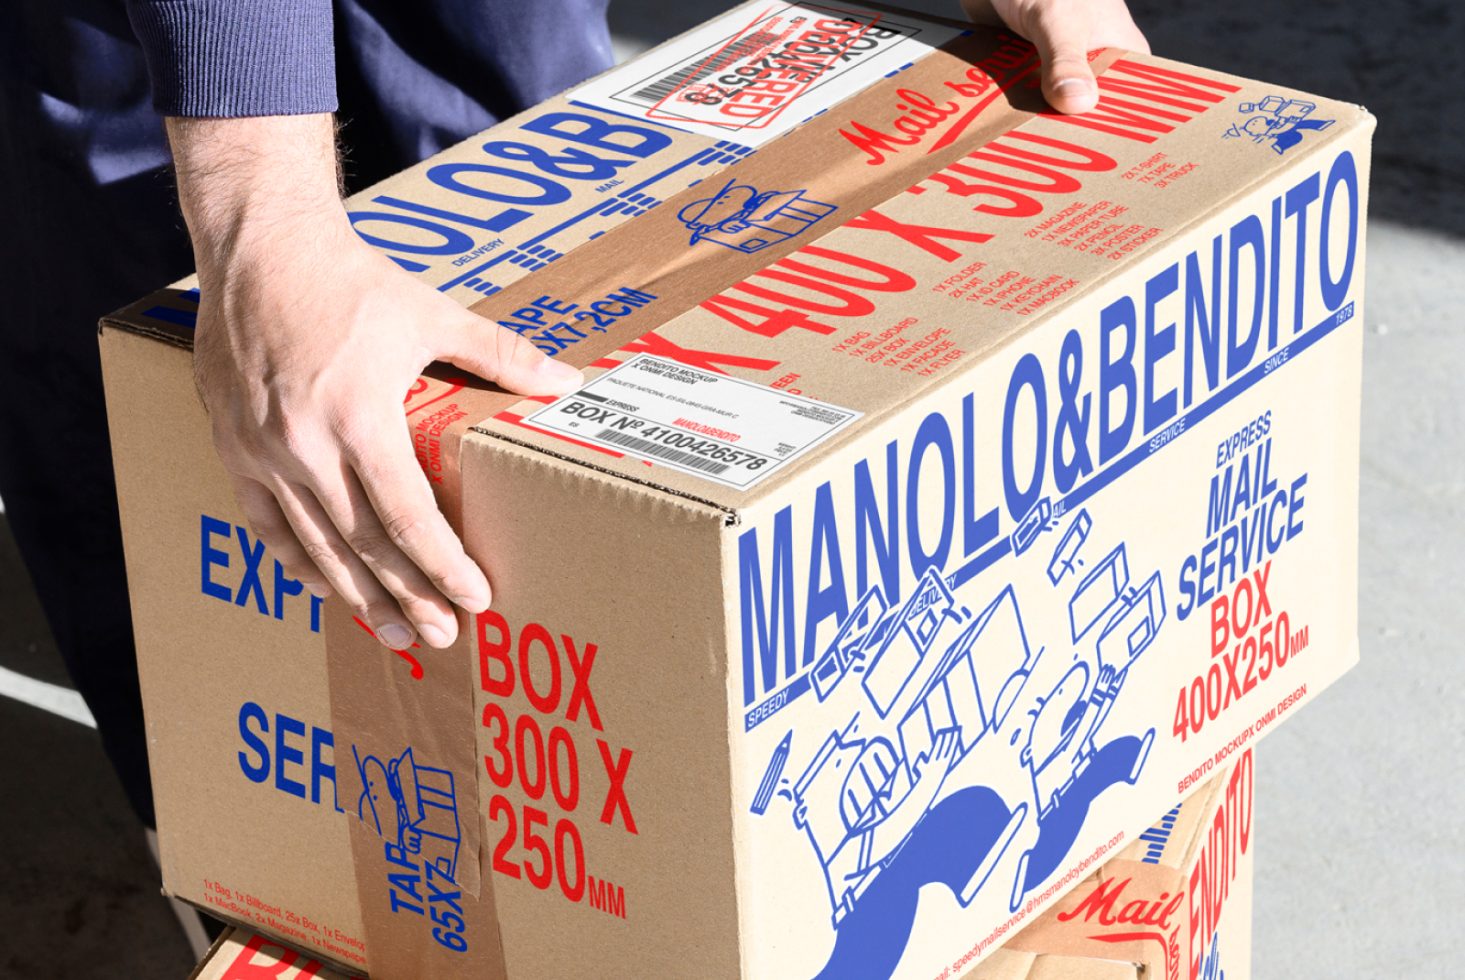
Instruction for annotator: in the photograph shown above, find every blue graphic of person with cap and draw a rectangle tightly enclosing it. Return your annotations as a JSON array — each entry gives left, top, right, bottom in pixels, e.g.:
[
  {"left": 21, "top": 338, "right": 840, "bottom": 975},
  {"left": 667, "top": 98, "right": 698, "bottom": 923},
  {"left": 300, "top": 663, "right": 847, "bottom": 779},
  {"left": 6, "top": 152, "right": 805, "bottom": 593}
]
[
  {"left": 677, "top": 178, "right": 836, "bottom": 253},
  {"left": 1225, "top": 95, "right": 1333, "bottom": 155}
]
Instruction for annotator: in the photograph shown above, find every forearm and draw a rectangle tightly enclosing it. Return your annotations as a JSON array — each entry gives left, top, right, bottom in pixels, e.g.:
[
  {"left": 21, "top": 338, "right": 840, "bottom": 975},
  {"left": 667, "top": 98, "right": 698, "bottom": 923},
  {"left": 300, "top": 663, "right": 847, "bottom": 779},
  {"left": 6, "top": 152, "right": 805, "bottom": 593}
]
[{"left": 165, "top": 114, "right": 345, "bottom": 274}]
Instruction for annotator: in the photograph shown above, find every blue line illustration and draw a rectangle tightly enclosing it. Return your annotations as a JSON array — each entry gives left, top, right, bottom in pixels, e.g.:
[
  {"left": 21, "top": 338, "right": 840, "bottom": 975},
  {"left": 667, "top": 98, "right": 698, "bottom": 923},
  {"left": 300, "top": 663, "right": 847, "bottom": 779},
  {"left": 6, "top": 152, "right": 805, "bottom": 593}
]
[
  {"left": 677, "top": 179, "right": 836, "bottom": 253},
  {"left": 812, "top": 587, "right": 891, "bottom": 703},
  {"left": 751, "top": 731, "right": 792, "bottom": 816},
  {"left": 1224, "top": 95, "right": 1334, "bottom": 155},
  {"left": 1047, "top": 509, "right": 1091, "bottom": 584},
  {"left": 860, "top": 568, "right": 964, "bottom": 719},
  {"left": 353, "top": 744, "right": 462, "bottom": 883},
  {"left": 766, "top": 513, "right": 1169, "bottom": 976},
  {"left": 1068, "top": 544, "right": 1130, "bottom": 643},
  {"left": 1010, "top": 495, "right": 1052, "bottom": 556},
  {"left": 1008, "top": 548, "right": 1165, "bottom": 912}
]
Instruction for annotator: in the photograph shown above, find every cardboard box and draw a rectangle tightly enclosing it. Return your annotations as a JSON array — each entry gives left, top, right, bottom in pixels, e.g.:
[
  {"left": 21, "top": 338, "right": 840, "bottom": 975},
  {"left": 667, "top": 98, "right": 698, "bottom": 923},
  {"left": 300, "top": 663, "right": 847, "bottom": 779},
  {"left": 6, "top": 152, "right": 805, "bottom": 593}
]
[
  {"left": 986, "top": 750, "right": 1254, "bottom": 980},
  {"left": 101, "top": 3, "right": 1370, "bottom": 977},
  {"left": 962, "top": 950, "right": 1143, "bottom": 980},
  {"left": 191, "top": 752, "right": 1251, "bottom": 980},
  {"left": 193, "top": 928, "right": 361, "bottom": 980}
]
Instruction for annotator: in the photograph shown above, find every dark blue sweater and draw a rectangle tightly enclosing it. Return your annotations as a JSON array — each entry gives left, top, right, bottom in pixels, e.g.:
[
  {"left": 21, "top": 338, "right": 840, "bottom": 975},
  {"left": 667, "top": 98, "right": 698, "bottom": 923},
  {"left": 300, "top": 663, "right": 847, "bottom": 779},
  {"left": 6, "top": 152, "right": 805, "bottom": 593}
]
[
  {"left": 1, "top": 0, "right": 613, "bottom": 198},
  {"left": 0, "top": 0, "right": 614, "bottom": 830},
  {"left": 122, "top": 0, "right": 614, "bottom": 177}
]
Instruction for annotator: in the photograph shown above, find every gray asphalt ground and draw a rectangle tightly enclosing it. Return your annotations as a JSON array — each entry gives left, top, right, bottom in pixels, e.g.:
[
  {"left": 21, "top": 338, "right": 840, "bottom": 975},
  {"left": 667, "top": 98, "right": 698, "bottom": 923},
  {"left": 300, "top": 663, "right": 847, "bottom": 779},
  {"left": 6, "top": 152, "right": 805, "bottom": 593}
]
[{"left": 2, "top": 0, "right": 1459, "bottom": 976}]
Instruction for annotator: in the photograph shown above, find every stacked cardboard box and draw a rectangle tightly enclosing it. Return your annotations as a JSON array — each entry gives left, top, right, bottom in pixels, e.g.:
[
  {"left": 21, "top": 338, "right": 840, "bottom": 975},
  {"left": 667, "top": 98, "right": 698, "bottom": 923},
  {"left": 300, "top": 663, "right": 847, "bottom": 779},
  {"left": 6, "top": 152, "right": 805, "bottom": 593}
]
[
  {"left": 192, "top": 933, "right": 1147, "bottom": 980},
  {"left": 193, "top": 929, "right": 359, "bottom": 980},
  {"left": 104, "top": 2, "right": 1368, "bottom": 977},
  {"left": 987, "top": 750, "right": 1254, "bottom": 979},
  {"left": 191, "top": 751, "right": 1254, "bottom": 978}
]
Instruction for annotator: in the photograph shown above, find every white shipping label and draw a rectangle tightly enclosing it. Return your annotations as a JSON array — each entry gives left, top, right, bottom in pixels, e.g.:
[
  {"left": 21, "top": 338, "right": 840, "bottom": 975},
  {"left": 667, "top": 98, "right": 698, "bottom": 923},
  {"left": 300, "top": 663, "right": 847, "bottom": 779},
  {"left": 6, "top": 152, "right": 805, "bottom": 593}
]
[
  {"left": 525, "top": 355, "right": 861, "bottom": 489},
  {"left": 575, "top": 3, "right": 965, "bottom": 147}
]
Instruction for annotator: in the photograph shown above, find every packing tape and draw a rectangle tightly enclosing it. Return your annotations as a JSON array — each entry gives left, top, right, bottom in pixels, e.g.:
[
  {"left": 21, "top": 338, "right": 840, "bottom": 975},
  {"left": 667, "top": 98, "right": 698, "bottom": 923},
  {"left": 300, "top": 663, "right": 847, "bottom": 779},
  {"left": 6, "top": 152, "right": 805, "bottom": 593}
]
[{"left": 323, "top": 27, "right": 1124, "bottom": 979}]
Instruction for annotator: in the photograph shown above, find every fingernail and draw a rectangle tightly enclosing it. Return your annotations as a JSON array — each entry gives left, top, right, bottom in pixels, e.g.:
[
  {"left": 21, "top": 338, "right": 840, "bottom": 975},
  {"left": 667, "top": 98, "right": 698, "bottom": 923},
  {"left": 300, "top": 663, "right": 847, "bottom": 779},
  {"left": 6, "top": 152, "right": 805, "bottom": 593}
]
[
  {"left": 417, "top": 622, "right": 452, "bottom": 648},
  {"left": 1053, "top": 77, "right": 1093, "bottom": 99},
  {"left": 537, "top": 358, "right": 584, "bottom": 388},
  {"left": 377, "top": 623, "right": 414, "bottom": 649},
  {"left": 452, "top": 592, "right": 492, "bottom": 614},
  {"left": 307, "top": 583, "right": 332, "bottom": 599}
]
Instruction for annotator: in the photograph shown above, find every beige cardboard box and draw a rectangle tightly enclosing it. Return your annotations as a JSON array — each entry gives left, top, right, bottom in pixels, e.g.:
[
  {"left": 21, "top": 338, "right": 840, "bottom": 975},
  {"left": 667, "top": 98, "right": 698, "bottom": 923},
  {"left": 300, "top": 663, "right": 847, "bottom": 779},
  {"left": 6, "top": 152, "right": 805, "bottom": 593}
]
[
  {"left": 192, "top": 928, "right": 361, "bottom": 980},
  {"left": 965, "top": 950, "right": 1143, "bottom": 980},
  {"left": 985, "top": 749, "right": 1254, "bottom": 980},
  {"left": 101, "top": 3, "right": 1370, "bottom": 977},
  {"left": 191, "top": 752, "right": 1251, "bottom": 980}
]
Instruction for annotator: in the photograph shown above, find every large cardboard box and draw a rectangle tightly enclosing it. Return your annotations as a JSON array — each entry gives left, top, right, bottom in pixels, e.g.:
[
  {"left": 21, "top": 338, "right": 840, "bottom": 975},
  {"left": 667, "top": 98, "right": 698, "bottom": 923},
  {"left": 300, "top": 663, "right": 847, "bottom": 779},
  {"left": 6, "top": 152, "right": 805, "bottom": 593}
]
[
  {"left": 991, "top": 749, "right": 1254, "bottom": 980},
  {"left": 101, "top": 2, "right": 1371, "bottom": 977},
  {"left": 193, "top": 929, "right": 361, "bottom": 980},
  {"left": 964, "top": 950, "right": 1149, "bottom": 980},
  {"left": 191, "top": 752, "right": 1252, "bottom": 979}
]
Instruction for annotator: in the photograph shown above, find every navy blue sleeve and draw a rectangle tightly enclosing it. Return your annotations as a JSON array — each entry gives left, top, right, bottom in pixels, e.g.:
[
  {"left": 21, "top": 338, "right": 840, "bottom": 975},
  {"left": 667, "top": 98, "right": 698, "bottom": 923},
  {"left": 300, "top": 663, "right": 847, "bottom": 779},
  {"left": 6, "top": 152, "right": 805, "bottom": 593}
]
[{"left": 125, "top": 0, "right": 338, "bottom": 117}]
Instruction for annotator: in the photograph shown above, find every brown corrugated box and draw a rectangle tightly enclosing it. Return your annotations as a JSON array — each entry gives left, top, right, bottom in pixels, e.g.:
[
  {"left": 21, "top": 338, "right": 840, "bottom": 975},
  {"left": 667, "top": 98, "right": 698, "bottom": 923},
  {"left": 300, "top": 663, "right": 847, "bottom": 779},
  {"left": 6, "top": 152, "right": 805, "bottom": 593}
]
[
  {"left": 192, "top": 753, "right": 1252, "bottom": 979},
  {"left": 988, "top": 749, "right": 1254, "bottom": 979},
  {"left": 191, "top": 928, "right": 361, "bottom": 980},
  {"left": 102, "top": 2, "right": 1369, "bottom": 976}
]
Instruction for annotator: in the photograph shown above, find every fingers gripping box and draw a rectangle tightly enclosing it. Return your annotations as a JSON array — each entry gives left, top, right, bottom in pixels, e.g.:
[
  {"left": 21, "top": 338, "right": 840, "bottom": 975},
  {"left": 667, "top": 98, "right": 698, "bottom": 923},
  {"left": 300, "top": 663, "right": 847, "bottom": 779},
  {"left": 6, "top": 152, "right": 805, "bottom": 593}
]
[{"left": 100, "top": 2, "right": 1371, "bottom": 977}]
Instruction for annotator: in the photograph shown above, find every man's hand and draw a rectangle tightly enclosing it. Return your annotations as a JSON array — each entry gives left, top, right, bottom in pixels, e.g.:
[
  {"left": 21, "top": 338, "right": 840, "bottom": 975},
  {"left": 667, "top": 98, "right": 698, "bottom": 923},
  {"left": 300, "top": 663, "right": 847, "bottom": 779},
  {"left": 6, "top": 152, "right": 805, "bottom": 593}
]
[
  {"left": 961, "top": 0, "right": 1150, "bottom": 114},
  {"left": 168, "top": 114, "right": 582, "bottom": 652}
]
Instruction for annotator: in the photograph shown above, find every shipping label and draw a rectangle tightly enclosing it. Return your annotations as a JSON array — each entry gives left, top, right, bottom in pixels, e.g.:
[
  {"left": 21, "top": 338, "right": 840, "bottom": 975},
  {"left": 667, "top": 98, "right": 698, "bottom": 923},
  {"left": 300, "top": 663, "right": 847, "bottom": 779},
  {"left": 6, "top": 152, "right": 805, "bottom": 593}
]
[
  {"left": 525, "top": 354, "right": 861, "bottom": 489},
  {"left": 573, "top": 3, "right": 964, "bottom": 147}
]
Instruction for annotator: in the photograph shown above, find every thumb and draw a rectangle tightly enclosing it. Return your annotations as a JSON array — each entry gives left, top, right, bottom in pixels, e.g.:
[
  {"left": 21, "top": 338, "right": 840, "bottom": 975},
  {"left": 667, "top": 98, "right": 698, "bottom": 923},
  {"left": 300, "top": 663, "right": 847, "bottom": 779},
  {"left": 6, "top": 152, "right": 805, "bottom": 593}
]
[
  {"left": 440, "top": 314, "right": 584, "bottom": 396},
  {"left": 1026, "top": 3, "right": 1100, "bottom": 115}
]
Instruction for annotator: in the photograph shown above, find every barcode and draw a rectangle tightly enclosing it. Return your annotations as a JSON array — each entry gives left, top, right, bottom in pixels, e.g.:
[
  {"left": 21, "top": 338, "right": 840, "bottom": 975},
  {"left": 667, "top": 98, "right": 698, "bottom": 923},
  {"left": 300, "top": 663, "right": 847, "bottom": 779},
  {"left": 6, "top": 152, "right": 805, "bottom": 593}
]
[
  {"left": 595, "top": 429, "right": 732, "bottom": 475},
  {"left": 627, "top": 30, "right": 786, "bottom": 105}
]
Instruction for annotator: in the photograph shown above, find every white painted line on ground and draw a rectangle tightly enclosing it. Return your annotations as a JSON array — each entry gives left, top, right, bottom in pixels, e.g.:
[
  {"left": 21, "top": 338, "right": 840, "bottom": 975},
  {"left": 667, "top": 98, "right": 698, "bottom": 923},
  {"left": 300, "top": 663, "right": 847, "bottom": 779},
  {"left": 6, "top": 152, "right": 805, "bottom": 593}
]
[{"left": 0, "top": 663, "right": 96, "bottom": 728}]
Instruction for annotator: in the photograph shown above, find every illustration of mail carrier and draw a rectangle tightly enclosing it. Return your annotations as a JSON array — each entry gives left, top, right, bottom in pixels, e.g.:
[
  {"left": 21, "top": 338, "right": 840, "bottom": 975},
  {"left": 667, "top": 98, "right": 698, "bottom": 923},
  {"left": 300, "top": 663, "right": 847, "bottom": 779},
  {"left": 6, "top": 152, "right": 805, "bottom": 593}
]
[
  {"left": 761, "top": 511, "right": 1168, "bottom": 978},
  {"left": 354, "top": 745, "right": 463, "bottom": 883},
  {"left": 677, "top": 178, "right": 835, "bottom": 253},
  {"left": 1008, "top": 538, "right": 1164, "bottom": 912}
]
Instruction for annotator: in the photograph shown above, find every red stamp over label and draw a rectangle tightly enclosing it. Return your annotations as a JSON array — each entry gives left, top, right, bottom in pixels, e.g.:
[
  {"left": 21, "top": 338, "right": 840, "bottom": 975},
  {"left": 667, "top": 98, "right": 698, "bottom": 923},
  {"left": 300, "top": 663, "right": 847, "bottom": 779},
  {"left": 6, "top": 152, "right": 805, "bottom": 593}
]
[{"left": 641, "top": 6, "right": 882, "bottom": 133}]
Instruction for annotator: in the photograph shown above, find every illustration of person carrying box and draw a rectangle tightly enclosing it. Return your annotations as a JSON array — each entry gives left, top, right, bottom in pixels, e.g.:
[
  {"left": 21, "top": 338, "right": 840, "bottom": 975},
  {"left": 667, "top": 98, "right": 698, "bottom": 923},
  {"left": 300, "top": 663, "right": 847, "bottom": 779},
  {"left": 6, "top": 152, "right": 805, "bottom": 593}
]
[
  {"left": 353, "top": 745, "right": 463, "bottom": 883},
  {"left": 757, "top": 506, "right": 1172, "bottom": 977},
  {"left": 775, "top": 575, "right": 1036, "bottom": 979},
  {"left": 1225, "top": 95, "right": 1334, "bottom": 155},
  {"left": 677, "top": 178, "right": 836, "bottom": 253},
  {"left": 1007, "top": 539, "right": 1165, "bottom": 912}
]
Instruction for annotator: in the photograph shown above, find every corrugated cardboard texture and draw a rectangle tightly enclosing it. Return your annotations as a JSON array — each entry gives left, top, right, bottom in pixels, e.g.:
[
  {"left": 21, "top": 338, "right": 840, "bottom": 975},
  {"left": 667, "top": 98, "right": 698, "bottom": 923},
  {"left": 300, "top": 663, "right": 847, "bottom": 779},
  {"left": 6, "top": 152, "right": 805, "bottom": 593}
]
[
  {"left": 99, "top": 1, "right": 1370, "bottom": 976},
  {"left": 466, "top": 53, "right": 1363, "bottom": 509},
  {"left": 99, "top": 328, "right": 367, "bottom": 965},
  {"left": 1000, "top": 751, "right": 1254, "bottom": 979},
  {"left": 191, "top": 928, "right": 361, "bottom": 980},
  {"left": 464, "top": 436, "right": 740, "bottom": 977},
  {"left": 964, "top": 949, "right": 1139, "bottom": 980}
]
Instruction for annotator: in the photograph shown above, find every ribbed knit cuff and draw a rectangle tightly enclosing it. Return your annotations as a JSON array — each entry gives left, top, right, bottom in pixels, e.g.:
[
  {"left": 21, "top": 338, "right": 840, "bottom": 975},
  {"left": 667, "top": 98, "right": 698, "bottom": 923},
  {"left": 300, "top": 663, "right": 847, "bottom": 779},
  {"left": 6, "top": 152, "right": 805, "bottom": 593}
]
[{"left": 126, "top": 0, "right": 338, "bottom": 117}]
